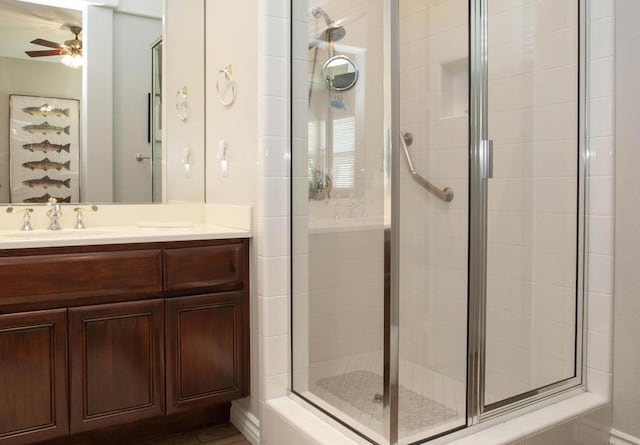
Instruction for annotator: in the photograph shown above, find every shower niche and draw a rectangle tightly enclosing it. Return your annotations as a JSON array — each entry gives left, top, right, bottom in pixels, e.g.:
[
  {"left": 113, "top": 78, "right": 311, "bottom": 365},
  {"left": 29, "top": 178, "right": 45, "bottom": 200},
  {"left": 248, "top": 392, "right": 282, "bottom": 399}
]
[{"left": 440, "top": 58, "right": 468, "bottom": 119}]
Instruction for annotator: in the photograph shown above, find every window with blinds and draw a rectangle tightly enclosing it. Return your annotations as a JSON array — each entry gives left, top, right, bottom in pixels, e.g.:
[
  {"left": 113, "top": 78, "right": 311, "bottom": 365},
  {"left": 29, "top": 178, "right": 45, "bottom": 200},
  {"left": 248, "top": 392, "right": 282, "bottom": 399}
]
[
  {"left": 307, "top": 116, "right": 356, "bottom": 191},
  {"left": 331, "top": 116, "right": 355, "bottom": 190}
]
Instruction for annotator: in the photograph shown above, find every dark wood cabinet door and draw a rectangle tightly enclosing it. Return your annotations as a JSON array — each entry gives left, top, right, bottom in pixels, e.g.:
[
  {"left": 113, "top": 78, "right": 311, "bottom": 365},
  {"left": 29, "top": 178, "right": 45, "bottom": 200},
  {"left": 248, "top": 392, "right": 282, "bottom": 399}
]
[
  {"left": 69, "top": 299, "right": 164, "bottom": 434},
  {"left": 0, "top": 309, "right": 68, "bottom": 445},
  {"left": 165, "top": 292, "right": 248, "bottom": 414}
]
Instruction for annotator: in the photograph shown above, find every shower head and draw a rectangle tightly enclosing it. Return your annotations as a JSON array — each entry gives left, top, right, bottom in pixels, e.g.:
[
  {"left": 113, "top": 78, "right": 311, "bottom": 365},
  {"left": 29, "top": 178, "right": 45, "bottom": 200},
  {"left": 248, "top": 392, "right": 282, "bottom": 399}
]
[
  {"left": 311, "top": 6, "right": 334, "bottom": 26},
  {"left": 309, "top": 7, "right": 346, "bottom": 49}
]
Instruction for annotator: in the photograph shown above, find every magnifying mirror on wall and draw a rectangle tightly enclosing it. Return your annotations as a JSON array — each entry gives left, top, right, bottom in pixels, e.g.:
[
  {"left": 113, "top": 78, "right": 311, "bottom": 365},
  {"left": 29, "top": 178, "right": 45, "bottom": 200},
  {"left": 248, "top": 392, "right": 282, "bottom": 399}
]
[{"left": 321, "top": 55, "right": 359, "bottom": 92}]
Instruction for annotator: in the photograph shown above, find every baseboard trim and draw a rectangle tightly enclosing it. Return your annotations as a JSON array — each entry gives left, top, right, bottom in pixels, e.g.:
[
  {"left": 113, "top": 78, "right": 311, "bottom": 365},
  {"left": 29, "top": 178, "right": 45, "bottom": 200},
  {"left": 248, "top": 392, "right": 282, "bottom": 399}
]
[
  {"left": 611, "top": 428, "right": 640, "bottom": 445},
  {"left": 230, "top": 401, "right": 260, "bottom": 445}
]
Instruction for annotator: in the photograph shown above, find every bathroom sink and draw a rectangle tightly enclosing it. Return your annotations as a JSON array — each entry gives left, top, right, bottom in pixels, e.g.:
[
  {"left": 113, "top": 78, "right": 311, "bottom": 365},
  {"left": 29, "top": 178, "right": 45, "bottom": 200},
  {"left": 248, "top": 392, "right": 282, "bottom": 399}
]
[
  {"left": 138, "top": 221, "right": 194, "bottom": 229},
  {"left": 1, "top": 229, "right": 115, "bottom": 239}
]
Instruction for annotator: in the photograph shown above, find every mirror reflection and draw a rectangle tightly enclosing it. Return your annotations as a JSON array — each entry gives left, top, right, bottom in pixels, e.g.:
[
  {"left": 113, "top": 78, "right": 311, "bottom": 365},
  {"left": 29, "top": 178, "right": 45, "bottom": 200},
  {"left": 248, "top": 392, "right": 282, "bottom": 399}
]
[
  {"left": 0, "top": 0, "right": 167, "bottom": 204},
  {"left": 322, "top": 55, "right": 358, "bottom": 92}
]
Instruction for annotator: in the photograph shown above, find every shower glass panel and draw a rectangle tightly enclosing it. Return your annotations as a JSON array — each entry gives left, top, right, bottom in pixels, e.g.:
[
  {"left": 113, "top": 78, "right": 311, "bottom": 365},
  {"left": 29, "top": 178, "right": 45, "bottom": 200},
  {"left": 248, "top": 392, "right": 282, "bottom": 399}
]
[
  {"left": 291, "top": 0, "right": 387, "bottom": 442},
  {"left": 397, "top": 0, "right": 468, "bottom": 441},
  {"left": 292, "top": 0, "right": 584, "bottom": 443},
  {"left": 484, "top": 0, "right": 580, "bottom": 408}
]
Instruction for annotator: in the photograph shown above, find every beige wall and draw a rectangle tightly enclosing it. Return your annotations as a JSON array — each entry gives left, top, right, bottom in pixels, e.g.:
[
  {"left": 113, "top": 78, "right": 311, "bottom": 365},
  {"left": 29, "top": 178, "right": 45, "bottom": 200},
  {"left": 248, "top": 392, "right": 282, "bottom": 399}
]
[
  {"left": 164, "top": 0, "right": 205, "bottom": 203},
  {"left": 204, "top": 0, "right": 258, "bottom": 206},
  {"left": 613, "top": 0, "right": 640, "bottom": 440},
  {"left": 0, "top": 56, "right": 82, "bottom": 203}
]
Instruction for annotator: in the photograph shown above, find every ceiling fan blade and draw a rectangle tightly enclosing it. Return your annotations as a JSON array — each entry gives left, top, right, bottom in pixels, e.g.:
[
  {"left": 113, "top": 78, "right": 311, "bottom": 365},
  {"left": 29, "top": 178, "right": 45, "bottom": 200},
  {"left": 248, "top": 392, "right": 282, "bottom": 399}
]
[
  {"left": 30, "top": 39, "right": 63, "bottom": 49},
  {"left": 25, "top": 49, "right": 64, "bottom": 57}
]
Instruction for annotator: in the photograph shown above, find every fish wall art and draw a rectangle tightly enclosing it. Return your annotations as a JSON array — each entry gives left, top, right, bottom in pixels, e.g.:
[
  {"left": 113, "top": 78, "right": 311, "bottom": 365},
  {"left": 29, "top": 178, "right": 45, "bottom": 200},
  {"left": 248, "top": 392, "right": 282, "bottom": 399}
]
[
  {"left": 9, "top": 95, "right": 80, "bottom": 203},
  {"left": 23, "top": 193, "right": 71, "bottom": 204}
]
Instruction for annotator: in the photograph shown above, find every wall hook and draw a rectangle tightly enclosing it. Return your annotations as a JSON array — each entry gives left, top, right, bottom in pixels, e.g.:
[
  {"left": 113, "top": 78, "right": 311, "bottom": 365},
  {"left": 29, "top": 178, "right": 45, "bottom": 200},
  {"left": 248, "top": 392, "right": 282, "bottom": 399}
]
[{"left": 216, "top": 65, "right": 237, "bottom": 107}]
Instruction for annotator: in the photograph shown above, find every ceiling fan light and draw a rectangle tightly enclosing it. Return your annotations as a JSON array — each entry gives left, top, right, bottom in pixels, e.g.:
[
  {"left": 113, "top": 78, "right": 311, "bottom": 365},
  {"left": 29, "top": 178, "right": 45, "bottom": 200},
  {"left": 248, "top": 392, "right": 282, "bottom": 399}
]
[{"left": 61, "top": 53, "right": 82, "bottom": 69}]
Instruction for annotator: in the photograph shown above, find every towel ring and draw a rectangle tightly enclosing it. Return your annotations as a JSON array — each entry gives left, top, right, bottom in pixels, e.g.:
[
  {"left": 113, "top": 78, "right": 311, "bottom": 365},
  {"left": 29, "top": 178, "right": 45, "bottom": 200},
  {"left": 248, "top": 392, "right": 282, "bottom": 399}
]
[
  {"left": 175, "top": 86, "right": 191, "bottom": 121},
  {"left": 216, "top": 65, "right": 237, "bottom": 107}
]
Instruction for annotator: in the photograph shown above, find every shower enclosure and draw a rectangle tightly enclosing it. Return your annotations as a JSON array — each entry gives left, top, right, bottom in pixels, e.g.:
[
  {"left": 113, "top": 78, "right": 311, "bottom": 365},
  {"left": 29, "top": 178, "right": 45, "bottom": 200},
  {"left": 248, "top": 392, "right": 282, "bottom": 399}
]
[{"left": 291, "top": 0, "right": 585, "bottom": 443}]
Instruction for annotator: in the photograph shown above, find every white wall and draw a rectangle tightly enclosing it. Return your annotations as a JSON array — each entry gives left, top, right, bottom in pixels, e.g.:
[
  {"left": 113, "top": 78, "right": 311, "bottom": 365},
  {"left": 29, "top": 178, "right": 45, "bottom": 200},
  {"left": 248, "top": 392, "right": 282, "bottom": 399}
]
[
  {"left": 112, "top": 12, "right": 161, "bottom": 202},
  {"left": 116, "top": 0, "right": 161, "bottom": 18},
  {"left": 163, "top": 0, "right": 205, "bottom": 203},
  {"left": 205, "top": 0, "right": 257, "bottom": 206},
  {"left": 0, "top": 56, "right": 82, "bottom": 203},
  {"left": 613, "top": 0, "right": 640, "bottom": 441}
]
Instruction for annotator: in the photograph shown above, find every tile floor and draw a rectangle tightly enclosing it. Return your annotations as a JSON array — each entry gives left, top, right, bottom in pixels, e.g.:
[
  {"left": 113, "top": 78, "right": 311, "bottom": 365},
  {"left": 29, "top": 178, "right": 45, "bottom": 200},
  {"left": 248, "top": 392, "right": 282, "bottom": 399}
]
[{"left": 136, "top": 423, "right": 250, "bottom": 445}]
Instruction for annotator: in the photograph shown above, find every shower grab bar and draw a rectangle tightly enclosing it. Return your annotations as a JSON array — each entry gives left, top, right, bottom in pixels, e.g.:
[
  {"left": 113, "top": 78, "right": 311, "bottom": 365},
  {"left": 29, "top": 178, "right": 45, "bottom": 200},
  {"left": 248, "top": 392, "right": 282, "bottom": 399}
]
[{"left": 400, "top": 132, "right": 454, "bottom": 202}]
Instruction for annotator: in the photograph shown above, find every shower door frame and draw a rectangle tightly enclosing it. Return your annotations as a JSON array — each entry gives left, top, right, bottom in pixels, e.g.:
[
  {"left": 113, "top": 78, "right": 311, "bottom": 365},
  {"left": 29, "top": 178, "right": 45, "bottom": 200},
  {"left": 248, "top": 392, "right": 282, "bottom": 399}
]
[
  {"left": 290, "top": 0, "right": 588, "bottom": 442},
  {"left": 466, "top": 0, "right": 588, "bottom": 424}
]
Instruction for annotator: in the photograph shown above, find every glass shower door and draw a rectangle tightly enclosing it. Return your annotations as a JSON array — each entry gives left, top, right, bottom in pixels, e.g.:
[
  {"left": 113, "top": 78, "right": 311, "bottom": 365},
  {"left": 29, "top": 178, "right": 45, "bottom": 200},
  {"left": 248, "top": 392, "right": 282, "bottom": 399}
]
[
  {"left": 291, "top": 1, "right": 388, "bottom": 442},
  {"left": 397, "top": 0, "right": 469, "bottom": 442},
  {"left": 483, "top": 0, "right": 581, "bottom": 411}
]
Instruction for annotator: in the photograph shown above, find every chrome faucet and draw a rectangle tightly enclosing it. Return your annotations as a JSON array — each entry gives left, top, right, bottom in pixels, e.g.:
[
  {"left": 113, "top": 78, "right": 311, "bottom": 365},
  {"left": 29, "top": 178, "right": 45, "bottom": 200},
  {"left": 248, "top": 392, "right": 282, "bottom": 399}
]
[
  {"left": 73, "top": 205, "right": 98, "bottom": 229},
  {"left": 6, "top": 207, "right": 34, "bottom": 231},
  {"left": 309, "top": 170, "right": 332, "bottom": 200},
  {"left": 46, "top": 198, "right": 62, "bottom": 230}
]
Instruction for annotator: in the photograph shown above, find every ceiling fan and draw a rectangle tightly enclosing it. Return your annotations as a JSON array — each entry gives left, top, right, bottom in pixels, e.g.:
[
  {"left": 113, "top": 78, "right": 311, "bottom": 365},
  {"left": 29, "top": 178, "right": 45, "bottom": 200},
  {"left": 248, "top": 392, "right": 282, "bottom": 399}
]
[{"left": 25, "top": 25, "right": 82, "bottom": 68}]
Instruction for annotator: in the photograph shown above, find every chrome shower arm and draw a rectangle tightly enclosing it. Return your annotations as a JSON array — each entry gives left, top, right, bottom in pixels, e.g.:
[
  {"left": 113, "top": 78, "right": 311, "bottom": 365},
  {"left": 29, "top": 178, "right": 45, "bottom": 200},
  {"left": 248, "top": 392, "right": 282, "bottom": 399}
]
[{"left": 400, "top": 132, "right": 454, "bottom": 202}]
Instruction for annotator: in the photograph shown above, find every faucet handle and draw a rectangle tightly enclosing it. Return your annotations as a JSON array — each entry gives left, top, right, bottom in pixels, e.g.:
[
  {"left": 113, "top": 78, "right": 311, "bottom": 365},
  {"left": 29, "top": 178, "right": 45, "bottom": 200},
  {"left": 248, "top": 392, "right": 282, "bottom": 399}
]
[
  {"left": 6, "top": 207, "right": 34, "bottom": 231},
  {"left": 73, "top": 205, "right": 98, "bottom": 229}
]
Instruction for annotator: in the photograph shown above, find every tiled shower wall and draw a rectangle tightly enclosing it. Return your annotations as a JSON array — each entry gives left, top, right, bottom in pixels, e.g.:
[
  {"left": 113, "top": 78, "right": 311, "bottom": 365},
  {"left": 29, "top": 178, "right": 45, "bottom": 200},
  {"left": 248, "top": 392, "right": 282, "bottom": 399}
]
[{"left": 398, "top": 0, "right": 469, "bottom": 386}]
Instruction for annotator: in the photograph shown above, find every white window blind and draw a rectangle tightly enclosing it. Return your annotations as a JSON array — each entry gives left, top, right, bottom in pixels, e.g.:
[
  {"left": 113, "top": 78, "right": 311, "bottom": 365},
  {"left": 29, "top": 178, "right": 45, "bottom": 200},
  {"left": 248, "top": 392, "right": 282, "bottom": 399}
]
[{"left": 332, "top": 116, "right": 355, "bottom": 190}]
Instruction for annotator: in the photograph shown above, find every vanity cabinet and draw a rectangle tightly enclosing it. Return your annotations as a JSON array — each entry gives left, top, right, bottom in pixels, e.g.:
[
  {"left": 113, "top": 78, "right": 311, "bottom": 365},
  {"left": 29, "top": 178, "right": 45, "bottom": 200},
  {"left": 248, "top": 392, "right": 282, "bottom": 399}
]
[
  {"left": 165, "top": 291, "right": 247, "bottom": 414},
  {"left": 0, "top": 238, "right": 249, "bottom": 445},
  {"left": 0, "top": 309, "right": 68, "bottom": 445},
  {"left": 68, "top": 299, "right": 165, "bottom": 433}
]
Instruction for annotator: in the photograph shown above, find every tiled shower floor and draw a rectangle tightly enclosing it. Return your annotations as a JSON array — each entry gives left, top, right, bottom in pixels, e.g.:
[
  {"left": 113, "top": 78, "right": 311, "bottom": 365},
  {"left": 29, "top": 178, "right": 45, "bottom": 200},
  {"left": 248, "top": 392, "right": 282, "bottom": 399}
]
[{"left": 304, "top": 350, "right": 466, "bottom": 443}]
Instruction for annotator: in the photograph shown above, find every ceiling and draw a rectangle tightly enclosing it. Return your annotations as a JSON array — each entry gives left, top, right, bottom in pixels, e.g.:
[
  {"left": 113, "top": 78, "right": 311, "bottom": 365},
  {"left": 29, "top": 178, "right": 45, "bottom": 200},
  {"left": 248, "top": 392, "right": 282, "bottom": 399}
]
[{"left": 0, "top": 0, "right": 82, "bottom": 62}]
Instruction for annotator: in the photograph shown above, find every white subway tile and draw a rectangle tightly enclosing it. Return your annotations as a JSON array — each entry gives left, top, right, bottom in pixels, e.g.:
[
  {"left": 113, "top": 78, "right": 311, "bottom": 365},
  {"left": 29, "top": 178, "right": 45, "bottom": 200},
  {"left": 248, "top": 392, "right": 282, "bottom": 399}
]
[
  {"left": 261, "top": 295, "right": 289, "bottom": 337},
  {"left": 258, "top": 178, "right": 290, "bottom": 218},
  {"left": 586, "top": 368, "right": 612, "bottom": 398},
  {"left": 591, "top": 0, "right": 614, "bottom": 20},
  {"left": 263, "top": 373, "right": 289, "bottom": 401},
  {"left": 588, "top": 253, "right": 613, "bottom": 294},
  {"left": 589, "top": 57, "right": 615, "bottom": 99},
  {"left": 259, "top": 137, "right": 290, "bottom": 178},
  {"left": 587, "top": 291, "right": 613, "bottom": 333},
  {"left": 262, "top": 56, "right": 289, "bottom": 98},
  {"left": 588, "top": 137, "right": 614, "bottom": 177},
  {"left": 263, "top": 334, "right": 289, "bottom": 376},
  {"left": 588, "top": 176, "right": 614, "bottom": 216},
  {"left": 259, "top": 96, "right": 288, "bottom": 137},
  {"left": 258, "top": 217, "right": 289, "bottom": 257},
  {"left": 589, "top": 17, "right": 614, "bottom": 59},
  {"left": 589, "top": 97, "right": 614, "bottom": 138},
  {"left": 588, "top": 215, "right": 613, "bottom": 255},
  {"left": 262, "top": 16, "right": 288, "bottom": 58},
  {"left": 586, "top": 329, "right": 612, "bottom": 373}
]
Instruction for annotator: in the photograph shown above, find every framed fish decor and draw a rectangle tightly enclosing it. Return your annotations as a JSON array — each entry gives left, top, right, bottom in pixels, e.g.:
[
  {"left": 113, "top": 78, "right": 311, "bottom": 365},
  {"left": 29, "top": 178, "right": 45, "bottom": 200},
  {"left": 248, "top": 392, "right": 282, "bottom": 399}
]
[{"left": 9, "top": 95, "right": 80, "bottom": 203}]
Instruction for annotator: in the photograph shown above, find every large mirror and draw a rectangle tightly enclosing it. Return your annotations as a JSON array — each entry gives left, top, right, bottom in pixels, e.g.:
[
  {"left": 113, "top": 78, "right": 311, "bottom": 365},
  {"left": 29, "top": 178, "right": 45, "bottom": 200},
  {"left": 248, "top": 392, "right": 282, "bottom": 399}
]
[{"left": 0, "top": 0, "right": 205, "bottom": 204}]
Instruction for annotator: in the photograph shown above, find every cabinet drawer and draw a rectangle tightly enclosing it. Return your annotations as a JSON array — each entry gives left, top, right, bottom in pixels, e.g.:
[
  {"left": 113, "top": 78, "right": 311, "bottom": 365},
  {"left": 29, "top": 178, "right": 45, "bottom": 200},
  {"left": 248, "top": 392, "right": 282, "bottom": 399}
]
[
  {"left": 0, "top": 250, "right": 162, "bottom": 308},
  {"left": 164, "top": 243, "right": 246, "bottom": 293}
]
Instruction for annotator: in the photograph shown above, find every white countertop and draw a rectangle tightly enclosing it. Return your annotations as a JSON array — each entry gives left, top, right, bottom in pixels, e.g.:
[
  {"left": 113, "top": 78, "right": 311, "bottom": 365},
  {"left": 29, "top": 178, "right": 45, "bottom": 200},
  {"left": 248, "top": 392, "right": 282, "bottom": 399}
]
[{"left": 0, "top": 223, "right": 251, "bottom": 249}]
